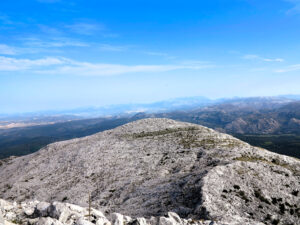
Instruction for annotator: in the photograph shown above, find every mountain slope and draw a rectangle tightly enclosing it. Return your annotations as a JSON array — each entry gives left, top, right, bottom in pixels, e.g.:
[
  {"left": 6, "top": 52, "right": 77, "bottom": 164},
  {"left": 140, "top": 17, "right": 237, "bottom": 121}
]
[
  {"left": 161, "top": 100, "right": 300, "bottom": 135},
  {"left": 0, "top": 118, "right": 299, "bottom": 224}
]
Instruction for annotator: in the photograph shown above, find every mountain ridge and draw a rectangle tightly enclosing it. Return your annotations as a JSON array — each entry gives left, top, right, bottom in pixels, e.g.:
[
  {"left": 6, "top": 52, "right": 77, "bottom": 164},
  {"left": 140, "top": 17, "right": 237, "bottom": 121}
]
[
  {"left": 1, "top": 98, "right": 300, "bottom": 160},
  {"left": 0, "top": 118, "right": 299, "bottom": 224}
]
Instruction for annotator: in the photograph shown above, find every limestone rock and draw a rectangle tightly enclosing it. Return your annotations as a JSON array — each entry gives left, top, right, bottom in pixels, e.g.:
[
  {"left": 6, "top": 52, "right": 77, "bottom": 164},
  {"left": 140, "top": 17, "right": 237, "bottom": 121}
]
[
  {"left": 0, "top": 198, "right": 284, "bottom": 225},
  {"left": 96, "top": 217, "right": 111, "bottom": 225},
  {"left": 35, "top": 217, "right": 63, "bottom": 225},
  {"left": 34, "top": 202, "right": 50, "bottom": 217},
  {"left": 76, "top": 218, "right": 94, "bottom": 225},
  {"left": 0, "top": 211, "right": 4, "bottom": 225},
  {"left": 0, "top": 119, "right": 298, "bottom": 225},
  {"left": 111, "top": 213, "right": 123, "bottom": 225}
]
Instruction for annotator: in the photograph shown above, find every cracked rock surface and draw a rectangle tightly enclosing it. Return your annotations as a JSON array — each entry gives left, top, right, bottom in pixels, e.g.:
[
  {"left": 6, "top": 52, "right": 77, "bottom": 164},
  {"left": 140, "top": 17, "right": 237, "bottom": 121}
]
[{"left": 0, "top": 118, "right": 299, "bottom": 225}]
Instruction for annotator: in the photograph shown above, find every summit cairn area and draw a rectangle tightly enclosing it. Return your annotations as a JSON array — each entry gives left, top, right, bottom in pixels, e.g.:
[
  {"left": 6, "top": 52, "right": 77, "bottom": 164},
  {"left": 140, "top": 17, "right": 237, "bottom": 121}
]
[{"left": 0, "top": 119, "right": 299, "bottom": 225}]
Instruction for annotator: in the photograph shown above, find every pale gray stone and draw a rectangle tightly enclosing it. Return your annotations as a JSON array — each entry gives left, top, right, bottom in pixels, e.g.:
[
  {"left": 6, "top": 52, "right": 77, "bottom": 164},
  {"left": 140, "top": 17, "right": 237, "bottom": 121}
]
[
  {"left": 0, "top": 119, "right": 298, "bottom": 225},
  {"left": 111, "top": 213, "right": 123, "bottom": 225},
  {"left": 36, "top": 217, "right": 63, "bottom": 225},
  {"left": 34, "top": 202, "right": 50, "bottom": 217},
  {"left": 96, "top": 217, "right": 111, "bottom": 225},
  {"left": 123, "top": 215, "right": 132, "bottom": 223},
  {"left": 159, "top": 216, "right": 175, "bottom": 225},
  {"left": 167, "top": 212, "right": 182, "bottom": 224},
  {"left": 0, "top": 212, "right": 4, "bottom": 225},
  {"left": 76, "top": 217, "right": 94, "bottom": 225}
]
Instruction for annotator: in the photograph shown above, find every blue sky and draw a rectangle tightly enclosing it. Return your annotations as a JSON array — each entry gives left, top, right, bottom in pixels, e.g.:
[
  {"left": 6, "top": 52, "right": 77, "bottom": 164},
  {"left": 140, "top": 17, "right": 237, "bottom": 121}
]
[{"left": 0, "top": 0, "right": 300, "bottom": 113}]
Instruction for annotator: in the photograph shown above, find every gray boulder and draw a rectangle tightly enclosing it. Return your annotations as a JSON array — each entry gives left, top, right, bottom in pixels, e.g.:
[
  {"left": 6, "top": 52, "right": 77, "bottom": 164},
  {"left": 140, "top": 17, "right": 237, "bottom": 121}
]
[
  {"left": 76, "top": 217, "right": 94, "bottom": 225},
  {"left": 0, "top": 211, "right": 4, "bottom": 225},
  {"left": 111, "top": 213, "right": 123, "bottom": 225},
  {"left": 33, "top": 202, "right": 50, "bottom": 217},
  {"left": 35, "top": 217, "right": 63, "bottom": 225}
]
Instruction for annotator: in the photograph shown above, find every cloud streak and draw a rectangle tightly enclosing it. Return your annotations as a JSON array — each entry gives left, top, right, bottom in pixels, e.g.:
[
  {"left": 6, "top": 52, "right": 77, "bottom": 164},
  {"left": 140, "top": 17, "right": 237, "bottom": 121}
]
[
  {"left": 36, "top": 0, "right": 61, "bottom": 3},
  {"left": 0, "top": 56, "right": 213, "bottom": 76},
  {"left": 243, "top": 54, "right": 284, "bottom": 62},
  {"left": 22, "top": 37, "right": 89, "bottom": 48},
  {"left": 99, "top": 44, "right": 129, "bottom": 52},
  {"left": 275, "top": 64, "right": 300, "bottom": 73},
  {"left": 143, "top": 51, "right": 176, "bottom": 60},
  {"left": 0, "top": 44, "right": 17, "bottom": 55},
  {"left": 66, "top": 22, "right": 105, "bottom": 35},
  {"left": 0, "top": 56, "right": 65, "bottom": 71}
]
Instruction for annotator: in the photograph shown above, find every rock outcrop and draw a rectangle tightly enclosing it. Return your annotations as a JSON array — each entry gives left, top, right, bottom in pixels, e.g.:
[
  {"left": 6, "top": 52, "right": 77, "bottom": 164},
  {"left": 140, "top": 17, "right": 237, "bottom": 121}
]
[
  {"left": 0, "top": 198, "right": 261, "bottom": 225},
  {"left": 0, "top": 118, "right": 299, "bottom": 225}
]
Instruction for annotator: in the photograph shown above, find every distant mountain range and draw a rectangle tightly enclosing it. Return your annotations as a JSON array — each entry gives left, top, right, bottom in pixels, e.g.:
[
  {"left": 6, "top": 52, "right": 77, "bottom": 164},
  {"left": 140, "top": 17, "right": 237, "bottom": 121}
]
[
  {"left": 2, "top": 95, "right": 299, "bottom": 121},
  {"left": 159, "top": 98, "right": 300, "bottom": 135},
  {"left": 0, "top": 96, "right": 299, "bottom": 159},
  {"left": 0, "top": 96, "right": 213, "bottom": 121}
]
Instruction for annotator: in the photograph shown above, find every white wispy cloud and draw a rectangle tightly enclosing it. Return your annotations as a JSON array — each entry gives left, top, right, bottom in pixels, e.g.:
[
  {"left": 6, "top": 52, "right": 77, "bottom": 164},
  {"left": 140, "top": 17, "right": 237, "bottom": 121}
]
[
  {"left": 143, "top": 51, "right": 176, "bottom": 60},
  {"left": 0, "top": 44, "right": 17, "bottom": 55},
  {"left": 99, "top": 44, "right": 129, "bottom": 52},
  {"left": 144, "top": 51, "right": 169, "bottom": 57},
  {"left": 0, "top": 56, "right": 65, "bottom": 71},
  {"left": 243, "top": 54, "right": 284, "bottom": 62},
  {"left": 37, "top": 0, "right": 61, "bottom": 3},
  {"left": 275, "top": 64, "right": 300, "bottom": 73},
  {"left": 0, "top": 56, "right": 213, "bottom": 75},
  {"left": 22, "top": 37, "right": 89, "bottom": 48},
  {"left": 0, "top": 41, "right": 70, "bottom": 56},
  {"left": 47, "top": 61, "right": 213, "bottom": 76},
  {"left": 66, "top": 22, "right": 105, "bottom": 35}
]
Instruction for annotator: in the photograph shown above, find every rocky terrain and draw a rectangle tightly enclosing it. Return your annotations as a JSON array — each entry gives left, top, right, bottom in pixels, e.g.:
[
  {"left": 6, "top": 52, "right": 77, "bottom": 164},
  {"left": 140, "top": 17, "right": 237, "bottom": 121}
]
[
  {"left": 0, "top": 198, "right": 252, "bottom": 225},
  {"left": 0, "top": 118, "right": 299, "bottom": 225}
]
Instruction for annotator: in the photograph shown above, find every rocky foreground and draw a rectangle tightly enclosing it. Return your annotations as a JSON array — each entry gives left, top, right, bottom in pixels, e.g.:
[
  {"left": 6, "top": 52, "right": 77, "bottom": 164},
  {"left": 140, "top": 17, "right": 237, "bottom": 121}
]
[
  {"left": 0, "top": 119, "right": 299, "bottom": 225},
  {"left": 0, "top": 198, "right": 257, "bottom": 225}
]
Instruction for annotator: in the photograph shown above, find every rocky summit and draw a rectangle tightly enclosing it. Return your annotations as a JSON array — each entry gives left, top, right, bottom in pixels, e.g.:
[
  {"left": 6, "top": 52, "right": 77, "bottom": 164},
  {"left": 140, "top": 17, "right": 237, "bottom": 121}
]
[{"left": 0, "top": 118, "right": 299, "bottom": 225}]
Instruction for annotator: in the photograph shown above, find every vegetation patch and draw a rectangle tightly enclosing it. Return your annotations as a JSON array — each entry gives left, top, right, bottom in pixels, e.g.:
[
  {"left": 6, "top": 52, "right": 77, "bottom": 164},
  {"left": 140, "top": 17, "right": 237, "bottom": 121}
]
[
  {"left": 234, "top": 155, "right": 298, "bottom": 175},
  {"left": 233, "top": 134, "right": 300, "bottom": 159},
  {"left": 129, "top": 127, "right": 199, "bottom": 138},
  {"left": 254, "top": 189, "right": 270, "bottom": 205},
  {"left": 291, "top": 190, "right": 299, "bottom": 196},
  {"left": 10, "top": 219, "right": 23, "bottom": 224},
  {"left": 237, "top": 190, "right": 249, "bottom": 203},
  {"left": 279, "top": 203, "right": 285, "bottom": 214},
  {"left": 234, "top": 155, "right": 269, "bottom": 163},
  {"left": 233, "top": 185, "right": 240, "bottom": 190}
]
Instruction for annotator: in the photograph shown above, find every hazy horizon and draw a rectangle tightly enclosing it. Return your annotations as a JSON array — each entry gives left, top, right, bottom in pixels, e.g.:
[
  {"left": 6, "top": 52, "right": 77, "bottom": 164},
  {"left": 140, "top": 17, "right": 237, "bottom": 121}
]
[
  {"left": 1, "top": 0, "right": 300, "bottom": 113},
  {"left": 1, "top": 94, "right": 299, "bottom": 115}
]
